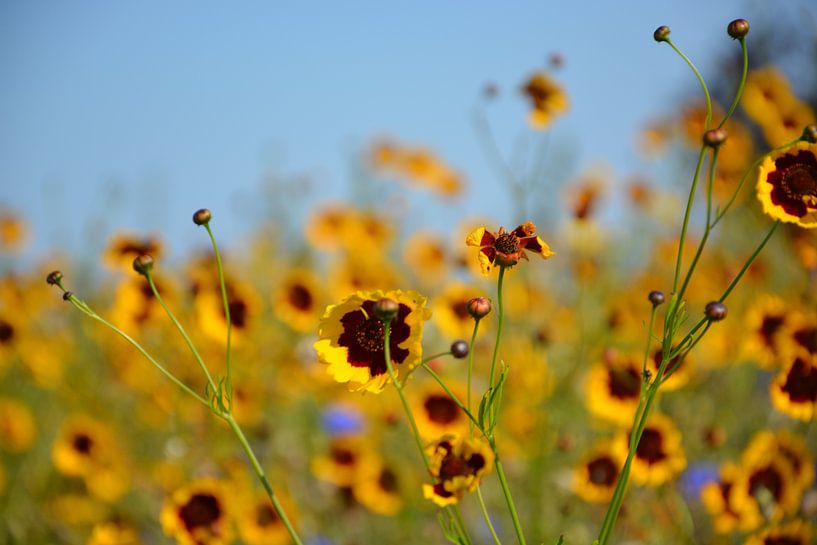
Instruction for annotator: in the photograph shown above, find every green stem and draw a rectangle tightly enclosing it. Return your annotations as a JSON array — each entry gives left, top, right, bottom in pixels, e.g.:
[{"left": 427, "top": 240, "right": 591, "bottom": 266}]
[
  {"left": 489, "top": 267, "right": 506, "bottom": 388},
  {"left": 224, "top": 413, "right": 304, "bottom": 545},
  {"left": 421, "top": 363, "right": 481, "bottom": 430},
  {"left": 402, "top": 351, "right": 454, "bottom": 382},
  {"left": 476, "top": 486, "right": 503, "bottom": 545},
  {"left": 204, "top": 223, "right": 234, "bottom": 407},
  {"left": 717, "top": 38, "right": 748, "bottom": 129},
  {"left": 672, "top": 146, "right": 708, "bottom": 294},
  {"left": 641, "top": 305, "right": 658, "bottom": 377},
  {"left": 666, "top": 39, "right": 712, "bottom": 129},
  {"left": 144, "top": 272, "right": 218, "bottom": 395},
  {"left": 719, "top": 220, "right": 780, "bottom": 301},
  {"left": 64, "top": 294, "right": 209, "bottom": 406},
  {"left": 467, "top": 320, "right": 481, "bottom": 435},
  {"left": 493, "top": 455, "right": 527, "bottom": 545}
]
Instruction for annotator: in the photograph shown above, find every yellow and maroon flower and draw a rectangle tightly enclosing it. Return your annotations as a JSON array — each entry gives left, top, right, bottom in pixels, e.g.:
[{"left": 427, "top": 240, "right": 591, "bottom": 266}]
[
  {"left": 273, "top": 268, "right": 323, "bottom": 333},
  {"left": 314, "top": 290, "right": 431, "bottom": 393},
  {"left": 353, "top": 462, "right": 403, "bottom": 516},
  {"left": 160, "top": 478, "right": 233, "bottom": 545},
  {"left": 613, "top": 413, "right": 686, "bottom": 487},
  {"left": 757, "top": 142, "right": 817, "bottom": 228},
  {"left": 102, "top": 233, "right": 163, "bottom": 272},
  {"left": 237, "top": 493, "right": 296, "bottom": 545},
  {"left": 585, "top": 350, "right": 643, "bottom": 426},
  {"left": 770, "top": 349, "right": 817, "bottom": 421},
  {"left": 744, "top": 519, "right": 813, "bottom": 545},
  {"left": 412, "top": 381, "right": 470, "bottom": 440},
  {"left": 701, "top": 463, "right": 745, "bottom": 534},
  {"left": 466, "top": 222, "right": 554, "bottom": 275},
  {"left": 520, "top": 72, "right": 569, "bottom": 129},
  {"left": 729, "top": 450, "right": 800, "bottom": 531},
  {"left": 573, "top": 441, "right": 625, "bottom": 503},
  {"left": 423, "top": 435, "right": 494, "bottom": 507}
]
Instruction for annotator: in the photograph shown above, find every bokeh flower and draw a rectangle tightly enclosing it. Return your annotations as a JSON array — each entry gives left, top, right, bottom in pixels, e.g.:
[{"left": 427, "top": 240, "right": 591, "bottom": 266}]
[
  {"left": 465, "top": 222, "right": 554, "bottom": 275},
  {"left": 756, "top": 142, "right": 817, "bottom": 228}
]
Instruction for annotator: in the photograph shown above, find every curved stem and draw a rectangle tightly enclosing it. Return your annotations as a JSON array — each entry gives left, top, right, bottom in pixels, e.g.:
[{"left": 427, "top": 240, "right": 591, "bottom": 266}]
[
  {"left": 489, "top": 267, "right": 506, "bottom": 388},
  {"left": 476, "top": 486, "right": 503, "bottom": 545},
  {"left": 421, "top": 363, "right": 481, "bottom": 430},
  {"left": 144, "top": 272, "right": 218, "bottom": 394},
  {"left": 717, "top": 38, "right": 748, "bottom": 129},
  {"left": 666, "top": 39, "right": 712, "bottom": 129},
  {"left": 204, "top": 223, "right": 234, "bottom": 406},
  {"left": 224, "top": 413, "right": 305, "bottom": 545}
]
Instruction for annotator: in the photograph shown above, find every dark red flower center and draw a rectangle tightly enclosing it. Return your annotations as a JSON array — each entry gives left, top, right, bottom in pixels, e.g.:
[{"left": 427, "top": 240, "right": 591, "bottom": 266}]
[
  {"left": 288, "top": 284, "right": 313, "bottom": 311},
  {"left": 378, "top": 469, "right": 398, "bottom": 493},
  {"left": 72, "top": 433, "right": 94, "bottom": 454},
  {"left": 588, "top": 456, "right": 618, "bottom": 486},
  {"left": 760, "top": 314, "right": 785, "bottom": 348},
  {"left": 608, "top": 366, "right": 641, "bottom": 399},
  {"left": 228, "top": 297, "right": 248, "bottom": 328},
  {"left": 330, "top": 446, "right": 357, "bottom": 465},
  {"left": 337, "top": 300, "right": 411, "bottom": 377},
  {"left": 634, "top": 428, "right": 667, "bottom": 464},
  {"left": 781, "top": 357, "right": 817, "bottom": 402},
  {"left": 494, "top": 233, "right": 520, "bottom": 255},
  {"left": 424, "top": 395, "right": 460, "bottom": 424},
  {"left": 765, "top": 535, "right": 803, "bottom": 545},
  {"left": 451, "top": 301, "right": 470, "bottom": 321},
  {"left": 255, "top": 504, "right": 280, "bottom": 527},
  {"left": 0, "top": 319, "right": 14, "bottom": 344},
  {"left": 179, "top": 493, "right": 222, "bottom": 533},
  {"left": 793, "top": 326, "right": 817, "bottom": 354},
  {"left": 767, "top": 150, "right": 817, "bottom": 217},
  {"left": 748, "top": 465, "right": 784, "bottom": 502},
  {"left": 652, "top": 348, "right": 684, "bottom": 378}
]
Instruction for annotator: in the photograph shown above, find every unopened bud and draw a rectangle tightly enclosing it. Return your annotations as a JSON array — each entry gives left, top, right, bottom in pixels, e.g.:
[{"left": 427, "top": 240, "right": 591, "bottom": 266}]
[
  {"left": 727, "top": 19, "right": 749, "bottom": 39},
  {"left": 653, "top": 26, "right": 671, "bottom": 42},
  {"left": 193, "top": 208, "right": 212, "bottom": 225},
  {"left": 373, "top": 297, "right": 399, "bottom": 322},
  {"left": 132, "top": 254, "right": 155, "bottom": 276},
  {"left": 62, "top": 291, "right": 73, "bottom": 301},
  {"left": 802, "top": 124, "right": 817, "bottom": 144},
  {"left": 466, "top": 297, "right": 492, "bottom": 320},
  {"left": 450, "top": 340, "right": 469, "bottom": 359},
  {"left": 648, "top": 290, "right": 665, "bottom": 306},
  {"left": 46, "top": 270, "right": 63, "bottom": 286},
  {"left": 705, "top": 301, "right": 728, "bottom": 321},
  {"left": 703, "top": 128, "right": 728, "bottom": 148}
]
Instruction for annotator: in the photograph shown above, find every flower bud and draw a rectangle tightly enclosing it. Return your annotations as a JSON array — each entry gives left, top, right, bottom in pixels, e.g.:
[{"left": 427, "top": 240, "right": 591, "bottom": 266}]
[
  {"left": 132, "top": 254, "right": 155, "bottom": 276},
  {"left": 450, "top": 340, "right": 469, "bottom": 359},
  {"left": 703, "top": 128, "right": 728, "bottom": 148},
  {"left": 704, "top": 301, "right": 727, "bottom": 321},
  {"left": 62, "top": 291, "right": 73, "bottom": 301},
  {"left": 648, "top": 290, "right": 665, "bottom": 306},
  {"left": 373, "top": 297, "right": 399, "bottom": 322},
  {"left": 802, "top": 124, "right": 817, "bottom": 144},
  {"left": 466, "top": 297, "right": 492, "bottom": 319},
  {"left": 653, "top": 26, "right": 671, "bottom": 42},
  {"left": 46, "top": 270, "right": 63, "bottom": 286},
  {"left": 727, "top": 19, "right": 749, "bottom": 39},
  {"left": 193, "top": 208, "right": 212, "bottom": 225}
]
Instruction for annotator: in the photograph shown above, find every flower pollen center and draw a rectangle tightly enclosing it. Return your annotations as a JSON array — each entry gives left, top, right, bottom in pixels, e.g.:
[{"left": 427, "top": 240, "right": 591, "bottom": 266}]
[
  {"left": 588, "top": 456, "right": 618, "bottom": 486},
  {"left": 494, "top": 233, "right": 520, "bottom": 255},
  {"left": 179, "top": 493, "right": 222, "bottom": 532},
  {"left": 355, "top": 318, "right": 385, "bottom": 353}
]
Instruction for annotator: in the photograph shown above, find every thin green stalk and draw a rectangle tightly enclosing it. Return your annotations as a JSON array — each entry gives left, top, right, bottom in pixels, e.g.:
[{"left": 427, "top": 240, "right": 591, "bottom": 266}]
[
  {"left": 421, "top": 363, "right": 481, "bottom": 430},
  {"left": 467, "top": 320, "right": 481, "bottom": 435},
  {"left": 402, "top": 351, "right": 454, "bottom": 382},
  {"left": 677, "top": 148, "right": 720, "bottom": 302},
  {"left": 144, "top": 272, "right": 218, "bottom": 394},
  {"left": 224, "top": 413, "right": 305, "bottom": 545},
  {"left": 672, "top": 146, "right": 708, "bottom": 294},
  {"left": 489, "top": 266, "right": 506, "bottom": 388},
  {"left": 493, "top": 456, "right": 527, "bottom": 545},
  {"left": 719, "top": 220, "right": 780, "bottom": 301},
  {"left": 717, "top": 38, "right": 748, "bottom": 129},
  {"left": 666, "top": 39, "right": 712, "bottom": 129},
  {"left": 641, "top": 305, "right": 658, "bottom": 377},
  {"left": 204, "top": 223, "right": 234, "bottom": 405},
  {"left": 476, "top": 487, "right": 503, "bottom": 545},
  {"left": 450, "top": 506, "right": 474, "bottom": 545},
  {"left": 63, "top": 293, "right": 209, "bottom": 406}
]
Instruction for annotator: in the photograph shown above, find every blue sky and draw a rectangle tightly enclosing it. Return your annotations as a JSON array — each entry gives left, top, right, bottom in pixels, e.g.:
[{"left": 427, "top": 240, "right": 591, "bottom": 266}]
[{"left": 2, "top": 0, "right": 803, "bottom": 261}]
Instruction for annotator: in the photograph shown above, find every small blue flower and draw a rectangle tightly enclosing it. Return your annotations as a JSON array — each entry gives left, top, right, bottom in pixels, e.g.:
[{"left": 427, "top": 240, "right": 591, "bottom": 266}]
[
  {"left": 680, "top": 462, "right": 719, "bottom": 500},
  {"left": 321, "top": 403, "right": 364, "bottom": 436}
]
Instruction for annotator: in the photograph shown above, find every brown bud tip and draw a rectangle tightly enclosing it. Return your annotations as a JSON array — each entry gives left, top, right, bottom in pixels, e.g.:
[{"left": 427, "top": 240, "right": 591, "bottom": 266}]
[
  {"left": 703, "top": 128, "right": 728, "bottom": 148},
  {"left": 450, "top": 340, "right": 469, "bottom": 359},
  {"left": 132, "top": 254, "right": 155, "bottom": 276},
  {"left": 648, "top": 290, "right": 665, "bottom": 306},
  {"left": 193, "top": 208, "right": 212, "bottom": 225},
  {"left": 727, "top": 19, "right": 749, "bottom": 39},
  {"left": 373, "top": 297, "right": 399, "bottom": 322},
  {"left": 466, "top": 297, "right": 492, "bottom": 319},
  {"left": 62, "top": 291, "right": 73, "bottom": 301},
  {"left": 802, "top": 124, "right": 817, "bottom": 144},
  {"left": 705, "top": 301, "right": 728, "bottom": 321},
  {"left": 653, "top": 25, "right": 671, "bottom": 42},
  {"left": 46, "top": 270, "right": 63, "bottom": 286}
]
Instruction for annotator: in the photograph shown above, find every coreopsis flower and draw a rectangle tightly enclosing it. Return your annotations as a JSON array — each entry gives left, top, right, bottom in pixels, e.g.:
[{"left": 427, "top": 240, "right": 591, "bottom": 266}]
[
  {"left": 770, "top": 349, "right": 817, "bottom": 421},
  {"left": 311, "top": 435, "right": 378, "bottom": 487},
  {"left": 701, "top": 463, "right": 745, "bottom": 534},
  {"left": 422, "top": 435, "right": 494, "bottom": 507},
  {"left": 314, "top": 290, "right": 431, "bottom": 393},
  {"left": 87, "top": 522, "right": 142, "bottom": 545},
  {"left": 412, "top": 381, "right": 470, "bottom": 440},
  {"left": 465, "top": 222, "right": 554, "bottom": 275},
  {"left": 0, "top": 210, "right": 28, "bottom": 252},
  {"left": 613, "top": 413, "right": 687, "bottom": 487},
  {"left": 273, "top": 267, "right": 324, "bottom": 333},
  {"left": 573, "top": 441, "right": 625, "bottom": 503},
  {"left": 237, "top": 493, "right": 296, "bottom": 545},
  {"left": 744, "top": 519, "right": 813, "bottom": 545},
  {"left": 160, "top": 478, "right": 233, "bottom": 545},
  {"left": 520, "top": 72, "right": 568, "bottom": 129},
  {"left": 756, "top": 142, "right": 817, "bottom": 228},
  {"left": 729, "top": 451, "right": 801, "bottom": 531},
  {"left": 352, "top": 462, "right": 403, "bottom": 516},
  {"left": 585, "top": 350, "right": 643, "bottom": 426},
  {"left": 103, "top": 233, "right": 163, "bottom": 272}
]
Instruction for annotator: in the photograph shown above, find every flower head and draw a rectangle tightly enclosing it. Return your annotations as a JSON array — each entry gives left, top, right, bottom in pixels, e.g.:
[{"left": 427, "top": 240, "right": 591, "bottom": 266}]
[
  {"left": 160, "top": 478, "right": 233, "bottom": 545},
  {"left": 465, "top": 222, "right": 554, "bottom": 275},
  {"left": 422, "top": 435, "right": 494, "bottom": 507},
  {"left": 757, "top": 142, "right": 817, "bottom": 227},
  {"left": 314, "top": 290, "right": 431, "bottom": 393},
  {"left": 520, "top": 72, "right": 568, "bottom": 129}
]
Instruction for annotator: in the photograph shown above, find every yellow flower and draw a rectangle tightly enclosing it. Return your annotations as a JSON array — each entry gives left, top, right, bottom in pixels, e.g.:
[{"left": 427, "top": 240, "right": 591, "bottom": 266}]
[
  {"left": 729, "top": 451, "right": 801, "bottom": 532},
  {"left": 88, "top": 522, "right": 142, "bottom": 545},
  {"left": 520, "top": 72, "right": 568, "bottom": 129},
  {"left": 0, "top": 210, "right": 28, "bottom": 252},
  {"left": 102, "top": 233, "right": 163, "bottom": 272},
  {"left": 613, "top": 413, "right": 686, "bottom": 487},
  {"left": 311, "top": 435, "right": 378, "bottom": 487},
  {"left": 423, "top": 435, "right": 494, "bottom": 507},
  {"left": 701, "top": 463, "right": 745, "bottom": 534},
  {"left": 741, "top": 431, "right": 814, "bottom": 493},
  {"left": 314, "top": 290, "right": 431, "bottom": 393},
  {"left": 195, "top": 277, "right": 260, "bottom": 346},
  {"left": 432, "top": 283, "right": 484, "bottom": 340},
  {"left": 585, "top": 350, "right": 643, "bottom": 426},
  {"left": 743, "top": 519, "right": 813, "bottom": 545},
  {"left": 0, "top": 398, "right": 36, "bottom": 452},
  {"left": 237, "top": 494, "right": 296, "bottom": 545},
  {"left": 743, "top": 295, "right": 790, "bottom": 369},
  {"left": 403, "top": 232, "right": 449, "bottom": 286},
  {"left": 770, "top": 350, "right": 817, "bottom": 421},
  {"left": 352, "top": 462, "right": 403, "bottom": 516},
  {"left": 573, "top": 441, "right": 625, "bottom": 503},
  {"left": 465, "top": 222, "right": 554, "bottom": 275},
  {"left": 160, "top": 478, "right": 233, "bottom": 545},
  {"left": 272, "top": 268, "right": 323, "bottom": 333},
  {"left": 756, "top": 141, "right": 817, "bottom": 228},
  {"left": 412, "top": 380, "right": 470, "bottom": 441}
]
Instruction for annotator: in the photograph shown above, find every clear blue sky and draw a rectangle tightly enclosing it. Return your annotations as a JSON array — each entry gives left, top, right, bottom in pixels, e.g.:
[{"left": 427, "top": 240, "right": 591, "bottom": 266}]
[{"left": 2, "top": 0, "right": 803, "bottom": 261}]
